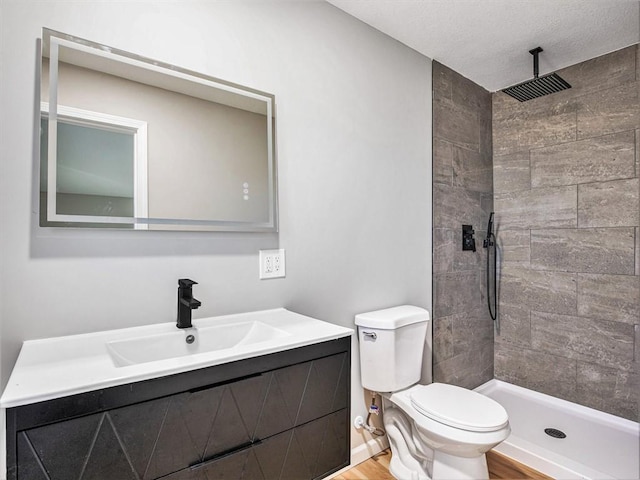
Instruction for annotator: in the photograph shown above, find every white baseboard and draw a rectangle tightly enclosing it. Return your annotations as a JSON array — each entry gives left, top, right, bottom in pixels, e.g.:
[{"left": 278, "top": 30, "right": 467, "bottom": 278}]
[{"left": 328, "top": 436, "right": 390, "bottom": 479}]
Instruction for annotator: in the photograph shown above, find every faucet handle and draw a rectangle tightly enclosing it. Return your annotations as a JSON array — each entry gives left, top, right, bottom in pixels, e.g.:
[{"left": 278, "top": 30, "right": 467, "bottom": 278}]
[{"left": 178, "top": 278, "right": 198, "bottom": 288}]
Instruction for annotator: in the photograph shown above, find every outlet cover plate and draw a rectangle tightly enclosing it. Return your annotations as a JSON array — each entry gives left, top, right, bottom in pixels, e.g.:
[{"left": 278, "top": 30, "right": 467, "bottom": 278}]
[{"left": 259, "top": 249, "right": 285, "bottom": 279}]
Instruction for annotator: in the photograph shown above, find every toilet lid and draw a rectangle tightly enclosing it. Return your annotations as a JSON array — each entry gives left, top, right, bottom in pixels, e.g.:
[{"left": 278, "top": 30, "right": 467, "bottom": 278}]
[{"left": 410, "top": 383, "right": 508, "bottom": 432}]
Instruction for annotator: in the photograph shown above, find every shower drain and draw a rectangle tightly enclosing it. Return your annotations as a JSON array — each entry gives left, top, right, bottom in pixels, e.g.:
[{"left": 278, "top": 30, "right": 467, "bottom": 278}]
[{"left": 544, "top": 428, "right": 567, "bottom": 439}]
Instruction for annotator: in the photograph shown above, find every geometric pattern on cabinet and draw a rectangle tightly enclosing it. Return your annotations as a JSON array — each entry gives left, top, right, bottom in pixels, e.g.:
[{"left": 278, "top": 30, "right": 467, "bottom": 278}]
[
  {"left": 15, "top": 352, "right": 348, "bottom": 480},
  {"left": 162, "top": 409, "right": 349, "bottom": 480}
]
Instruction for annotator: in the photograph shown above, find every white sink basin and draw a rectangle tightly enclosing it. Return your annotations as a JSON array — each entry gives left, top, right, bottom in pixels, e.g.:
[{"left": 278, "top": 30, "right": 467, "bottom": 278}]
[
  {"left": 107, "top": 320, "right": 291, "bottom": 367},
  {"left": 0, "top": 308, "right": 353, "bottom": 408}
]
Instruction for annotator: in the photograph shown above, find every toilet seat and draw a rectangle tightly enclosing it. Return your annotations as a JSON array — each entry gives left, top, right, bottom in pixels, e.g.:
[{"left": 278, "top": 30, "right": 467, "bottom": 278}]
[{"left": 410, "top": 383, "right": 508, "bottom": 432}]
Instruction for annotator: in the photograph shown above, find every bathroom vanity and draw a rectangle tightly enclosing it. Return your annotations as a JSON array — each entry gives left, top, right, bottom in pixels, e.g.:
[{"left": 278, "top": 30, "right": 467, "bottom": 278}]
[{"left": 1, "top": 309, "right": 352, "bottom": 480}]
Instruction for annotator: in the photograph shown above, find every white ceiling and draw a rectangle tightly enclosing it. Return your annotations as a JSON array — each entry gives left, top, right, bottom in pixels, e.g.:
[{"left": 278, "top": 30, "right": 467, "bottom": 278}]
[{"left": 326, "top": 0, "right": 640, "bottom": 92}]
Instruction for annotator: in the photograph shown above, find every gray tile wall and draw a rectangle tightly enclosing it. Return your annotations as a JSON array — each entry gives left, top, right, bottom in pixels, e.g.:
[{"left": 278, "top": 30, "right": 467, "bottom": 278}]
[
  {"left": 492, "top": 45, "right": 639, "bottom": 420},
  {"left": 432, "top": 62, "right": 494, "bottom": 389}
]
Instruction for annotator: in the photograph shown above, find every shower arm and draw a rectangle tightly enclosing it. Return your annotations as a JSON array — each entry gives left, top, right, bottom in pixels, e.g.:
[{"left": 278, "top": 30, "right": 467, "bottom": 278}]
[{"left": 530, "top": 47, "right": 543, "bottom": 79}]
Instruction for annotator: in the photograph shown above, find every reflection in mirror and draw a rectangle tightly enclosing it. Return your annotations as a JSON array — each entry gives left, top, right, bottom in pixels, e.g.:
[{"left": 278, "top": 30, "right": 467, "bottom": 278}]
[{"left": 40, "top": 28, "right": 277, "bottom": 231}]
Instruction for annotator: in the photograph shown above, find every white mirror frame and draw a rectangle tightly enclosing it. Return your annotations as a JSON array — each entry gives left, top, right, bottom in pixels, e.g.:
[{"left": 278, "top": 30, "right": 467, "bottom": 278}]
[{"left": 42, "top": 29, "right": 278, "bottom": 232}]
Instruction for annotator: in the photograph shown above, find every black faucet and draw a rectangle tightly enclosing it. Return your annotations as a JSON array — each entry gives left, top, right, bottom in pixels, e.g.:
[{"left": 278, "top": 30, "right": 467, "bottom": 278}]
[{"left": 177, "top": 279, "right": 201, "bottom": 329}]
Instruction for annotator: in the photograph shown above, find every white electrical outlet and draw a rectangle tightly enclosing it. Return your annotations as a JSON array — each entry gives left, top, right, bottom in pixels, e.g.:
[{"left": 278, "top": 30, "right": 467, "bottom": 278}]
[{"left": 259, "top": 249, "right": 286, "bottom": 279}]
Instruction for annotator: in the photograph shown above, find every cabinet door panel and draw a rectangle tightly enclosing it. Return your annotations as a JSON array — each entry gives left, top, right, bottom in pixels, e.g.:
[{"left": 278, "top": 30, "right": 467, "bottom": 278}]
[
  {"left": 140, "top": 374, "right": 267, "bottom": 478},
  {"left": 19, "top": 412, "right": 140, "bottom": 480},
  {"left": 331, "top": 354, "right": 349, "bottom": 412},
  {"left": 262, "top": 409, "right": 348, "bottom": 480},
  {"left": 165, "top": 445, "right": 255, "bottom": 480},
  {"left": 255, "top": 352, "right": 348, "bottom": 439},
  {"left": 287, "top": 409, "right": 349, "bottom": 479},
  {"left": 168, "top": 409, "right": 349, "bottom": 480},
  {"left": 296, "top": 352, "right": 348, "bottom": 425},
  {"left": 163, "top": 450, "right": 249, "bottom": 480},
  {"left": 254, "top": 364, "right": 310, "bottom": 439},
  {"left": 246, "top": 429, "right": 292, "bottom": 480},
  {"left": 16, "top": 433, "right": 48, "bottom": 480},
  {"left": 142, "top": 392, "right": 203, "bottom": 479},
  {"left": 79, "top": 415, "right": 138, "bottom": 480},
  {"left": 157, "top": 468, "right": 208, "bottom": 480},
  {"left": 202, "top": 374, "right": 270, "bottom": 459},
  {"left": 109, "top": 396, "right": 171, "bottom": 479},
  {"left": 312, "top": 409, "right": 349, "bottom": 477},
  {"left": 21, "top": 412, "right": 103, "bottom": 480}
]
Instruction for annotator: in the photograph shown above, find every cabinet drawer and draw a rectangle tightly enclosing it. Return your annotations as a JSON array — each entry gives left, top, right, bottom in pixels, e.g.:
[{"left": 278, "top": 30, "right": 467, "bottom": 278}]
[{"left": 163, "top": 409, "right": 349, "bottom": 480}]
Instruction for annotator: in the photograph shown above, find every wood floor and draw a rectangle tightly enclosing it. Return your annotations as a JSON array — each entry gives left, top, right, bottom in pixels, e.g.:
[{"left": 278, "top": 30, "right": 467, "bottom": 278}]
[
  {"left": 486, "top": 450, "right": 553, "bottom": 480},
  {"left": 332, "top": 450, "right": 393, "bottom": 480},
  {"left": 333, "top": 449, "right": 553, "bottom": 480}
]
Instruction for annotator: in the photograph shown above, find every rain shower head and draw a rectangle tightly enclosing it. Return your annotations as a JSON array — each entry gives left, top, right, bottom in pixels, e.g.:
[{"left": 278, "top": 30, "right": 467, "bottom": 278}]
[{"left": 501, "top": 47, "right": 571, "bottom": 102}]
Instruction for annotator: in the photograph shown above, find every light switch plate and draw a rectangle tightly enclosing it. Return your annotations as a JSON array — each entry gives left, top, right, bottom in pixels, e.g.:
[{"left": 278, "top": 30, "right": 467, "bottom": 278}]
[{"left": 259, "top": 249, "right": 286, "bottom": 279}]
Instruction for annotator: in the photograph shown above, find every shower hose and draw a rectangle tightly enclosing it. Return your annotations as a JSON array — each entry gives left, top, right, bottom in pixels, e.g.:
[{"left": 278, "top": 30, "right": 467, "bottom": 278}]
[{"left": 486, "top": 232, "right": 497, "bottom": 321}]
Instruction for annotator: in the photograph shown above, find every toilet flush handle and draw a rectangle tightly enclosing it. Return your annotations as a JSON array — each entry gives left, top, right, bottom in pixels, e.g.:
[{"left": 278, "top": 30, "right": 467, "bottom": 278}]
[{"left": 362, "top": 331, "right": 377, "bottom": 340}]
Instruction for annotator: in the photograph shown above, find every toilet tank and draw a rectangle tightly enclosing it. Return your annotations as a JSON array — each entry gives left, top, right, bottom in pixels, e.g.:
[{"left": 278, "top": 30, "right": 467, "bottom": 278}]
[{"left": 355, "top": 305, "right": 429, "bottom": 393}]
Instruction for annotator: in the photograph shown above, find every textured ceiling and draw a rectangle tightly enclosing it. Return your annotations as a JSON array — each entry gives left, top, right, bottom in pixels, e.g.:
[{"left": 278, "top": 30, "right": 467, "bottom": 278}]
[{"left": 326, "top": 0, "right": 640, "bottom": 92}]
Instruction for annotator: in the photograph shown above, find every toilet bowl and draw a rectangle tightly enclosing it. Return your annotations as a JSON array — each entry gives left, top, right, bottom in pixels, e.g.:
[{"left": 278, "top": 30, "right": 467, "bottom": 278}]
[
  {"left": 355, "top": 306, "right": 510, "bottom": 480},
  {"left": 386, "top": 383, "right": 510, "bottom": 479}
]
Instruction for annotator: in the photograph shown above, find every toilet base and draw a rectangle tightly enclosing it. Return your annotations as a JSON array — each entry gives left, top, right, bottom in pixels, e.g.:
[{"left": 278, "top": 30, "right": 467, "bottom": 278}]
[
  {"left": 432, "top": 451, "right": 489, "bottom": 480},
  {"left": 384, "top": 407, "right": 432, "bottom": 480},
  {"left": 382, "top": 399, "right": 499, "bottom": 480}
]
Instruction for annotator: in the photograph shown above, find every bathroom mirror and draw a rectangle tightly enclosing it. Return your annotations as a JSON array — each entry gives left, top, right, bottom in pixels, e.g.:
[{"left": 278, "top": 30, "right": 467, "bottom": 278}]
[{"left": 40, "top": 28, "right": 277, "bottom": 232}]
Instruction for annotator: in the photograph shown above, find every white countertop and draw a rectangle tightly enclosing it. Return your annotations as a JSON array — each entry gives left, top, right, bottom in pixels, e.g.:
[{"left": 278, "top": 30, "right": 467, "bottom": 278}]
[{"left": 0, "top": 308, "right": 353, "bottom": 408}]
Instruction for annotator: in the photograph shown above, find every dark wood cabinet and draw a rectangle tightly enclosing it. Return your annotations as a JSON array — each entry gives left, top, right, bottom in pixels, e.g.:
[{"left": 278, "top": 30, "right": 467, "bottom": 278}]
[{"left": 6, "top": 337, "right": 350, "bottom": 480}]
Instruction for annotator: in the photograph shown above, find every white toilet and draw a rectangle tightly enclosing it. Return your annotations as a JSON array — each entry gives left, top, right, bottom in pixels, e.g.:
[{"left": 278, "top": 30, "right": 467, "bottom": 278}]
[{"left": 356, "top": 305, "right": 510, "bottom": 480}]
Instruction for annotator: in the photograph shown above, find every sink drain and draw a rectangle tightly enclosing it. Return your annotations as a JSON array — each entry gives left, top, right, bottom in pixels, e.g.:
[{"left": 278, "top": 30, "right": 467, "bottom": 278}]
[{"left": 544, "top": 428, "right": 566, "bottom": 439}]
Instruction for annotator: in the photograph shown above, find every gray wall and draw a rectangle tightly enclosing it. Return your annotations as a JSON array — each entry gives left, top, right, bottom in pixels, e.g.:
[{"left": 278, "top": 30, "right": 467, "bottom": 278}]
[
  {"left": 432, "top": 62, "right": 494, "bottom": 389},
  {"left": 0, "top": 0, "right": 433, "bottom": 455},
  {"left": 43, "top": 60, "right": 270, "bottom": 223},
  {"left": 493, "top": 45, "right": 639, "bottom": 421}
]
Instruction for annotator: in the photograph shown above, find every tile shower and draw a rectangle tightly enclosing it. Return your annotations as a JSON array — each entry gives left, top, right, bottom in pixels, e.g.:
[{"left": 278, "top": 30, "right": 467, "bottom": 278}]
[
  {"left": 433, "top": 45, "right": 639, "bottom": 421},
  {"left": 432, "top": 61, "right": 494, "bottom": 389}
]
